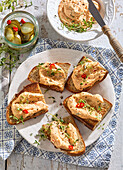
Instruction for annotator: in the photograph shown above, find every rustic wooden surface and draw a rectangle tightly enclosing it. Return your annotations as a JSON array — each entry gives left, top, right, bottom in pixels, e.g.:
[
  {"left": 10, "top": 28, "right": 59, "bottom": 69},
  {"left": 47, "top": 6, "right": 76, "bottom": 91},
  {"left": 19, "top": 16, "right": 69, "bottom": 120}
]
[{"left": 0, "top": 0, "right": 123, "bottom": 169}]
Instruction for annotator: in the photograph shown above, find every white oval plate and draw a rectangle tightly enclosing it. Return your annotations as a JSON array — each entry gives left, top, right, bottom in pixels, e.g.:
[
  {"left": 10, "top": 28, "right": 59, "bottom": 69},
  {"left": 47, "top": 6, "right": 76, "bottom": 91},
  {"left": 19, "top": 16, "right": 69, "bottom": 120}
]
[
  {"left": 8, "top": 49, "right": 115, "bottom": 152},
  {"left": 47, "top": 0, "right": 115, "bottom": 41}
]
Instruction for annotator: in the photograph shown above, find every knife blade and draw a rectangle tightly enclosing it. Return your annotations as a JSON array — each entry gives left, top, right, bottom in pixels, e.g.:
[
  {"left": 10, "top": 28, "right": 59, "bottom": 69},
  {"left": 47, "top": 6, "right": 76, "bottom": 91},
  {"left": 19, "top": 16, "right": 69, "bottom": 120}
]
[
  {"left": 87, "top": 0, "right": 123, "bottom": 62},
  {"left": 87, "top": 0, "right": 105, "bottom": 27}
]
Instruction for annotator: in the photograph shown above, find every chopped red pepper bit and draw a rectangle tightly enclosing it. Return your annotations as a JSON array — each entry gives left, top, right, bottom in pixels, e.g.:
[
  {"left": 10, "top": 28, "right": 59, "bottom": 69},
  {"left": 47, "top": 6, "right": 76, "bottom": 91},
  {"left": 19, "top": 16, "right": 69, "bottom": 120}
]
[
  {"left": 69, "top": 145, "right": 73, "bottom": 150},
  {"left": 21, "top": 19, "right": 26, "bottom": 24},
  {"left": 23, "top": 109, "right": 29, "bottom": 114},
  {"left": 80, "top": 102, "right": 84, "bottom": 107},
  {"left": 13, "top": 27, "right": 18, "bottom": 32},
  {"left": 81, "top": 74, "right": 86, "bottom": 79},
  {"left": 7, "top": 20, "right": 11, "bottom": 25},
  {"left": 76, "top": 102, "right": 84, "bottom": 108},
  {"left": 76, "top": 103, "right": 80, "bottom": 108},
  {"left": 50, "top": 63, "right": 55, "bottom": 70}
]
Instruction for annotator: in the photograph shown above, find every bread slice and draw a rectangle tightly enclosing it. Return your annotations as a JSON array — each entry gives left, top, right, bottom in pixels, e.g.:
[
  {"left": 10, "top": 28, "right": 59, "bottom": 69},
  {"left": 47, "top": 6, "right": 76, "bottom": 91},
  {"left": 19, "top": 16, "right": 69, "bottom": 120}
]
[
  {"left": 6, "top": 83, "right": 48, "bottom": 125},
  {"left": 40, "top": 115, "right": 85, "bottom": 156},
  {"left": 66, "top": 56, "right": 108, "bottom": 93},
  {"left": 63, "top": 95, "right": 112, "bottom": 131},
  {"left": 28, "top": 62, "right": 71, "bottom": 92}
]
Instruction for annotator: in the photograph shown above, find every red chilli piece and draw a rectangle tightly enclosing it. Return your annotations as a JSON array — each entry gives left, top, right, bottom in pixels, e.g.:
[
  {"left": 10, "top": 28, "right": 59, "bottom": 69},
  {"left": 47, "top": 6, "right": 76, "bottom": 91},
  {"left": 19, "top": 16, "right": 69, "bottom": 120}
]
[
  {"left": 76, "top": 102, "right": 84, "bottom": 108},
  {"left": 7, "top": 20, "right": 11, "bottom": 25},
  {"left": 80, "top": 102, "right": 84, "bottom": 107},
  {"left": 21, "top": 19, "right": 26, "bottom": 24},
  {"left": 76, "top": 103, "right": 80, "bottom": 108},
  {"left": 13, "top": 27, "right": 18, "bottom": 32},
  {"left": 50, "top": 63, "right": 55, "bottom": 70},
  {"left": 69, "top": 145, "right": 73, "bottom": 150},
  {"left": 81, "top": 74, "right": 86, "bottom": 79},
  {"left": 23, "top": 109, "right": 29, "bottom": 114}
]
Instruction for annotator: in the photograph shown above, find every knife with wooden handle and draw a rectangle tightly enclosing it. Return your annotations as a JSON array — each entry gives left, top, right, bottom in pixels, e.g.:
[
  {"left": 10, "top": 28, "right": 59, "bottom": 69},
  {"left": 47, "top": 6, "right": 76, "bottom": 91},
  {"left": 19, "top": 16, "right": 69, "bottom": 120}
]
[{"left": 87, "top": 0, "right": 123, "bottom": 62}]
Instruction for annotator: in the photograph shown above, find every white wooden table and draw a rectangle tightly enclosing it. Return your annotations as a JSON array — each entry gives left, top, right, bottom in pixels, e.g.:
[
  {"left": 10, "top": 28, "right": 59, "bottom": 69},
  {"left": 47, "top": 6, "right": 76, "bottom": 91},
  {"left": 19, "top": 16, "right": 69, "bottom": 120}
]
[{"left": 0, "top": 0, "right": 123, "bottom": 169}]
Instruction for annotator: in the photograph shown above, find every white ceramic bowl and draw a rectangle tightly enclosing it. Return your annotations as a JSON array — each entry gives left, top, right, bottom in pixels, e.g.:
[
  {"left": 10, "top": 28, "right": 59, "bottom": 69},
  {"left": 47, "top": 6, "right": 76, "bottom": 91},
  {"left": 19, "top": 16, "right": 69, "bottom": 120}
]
[{"left": 47, "top": 0, "right": 115, "bottom": 41}]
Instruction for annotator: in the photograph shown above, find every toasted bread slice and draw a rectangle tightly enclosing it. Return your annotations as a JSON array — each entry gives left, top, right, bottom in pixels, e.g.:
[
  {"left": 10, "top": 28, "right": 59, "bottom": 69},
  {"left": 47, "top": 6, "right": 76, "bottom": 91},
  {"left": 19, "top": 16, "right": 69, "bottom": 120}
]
[
  {"left": 28, "top": 62, "right": 71, "bottom": 92},
  {"left": 63, "top": 94, "right": 112, "bottom": 131},
  {"left": 41, "top": 115, "right": 85, "bottom": 156},
  {"left": 66, "top": 56, "right": 108, "bottom": 93},
  {"left": 6, "top": 83, "right": 48, "bottom": 125}
]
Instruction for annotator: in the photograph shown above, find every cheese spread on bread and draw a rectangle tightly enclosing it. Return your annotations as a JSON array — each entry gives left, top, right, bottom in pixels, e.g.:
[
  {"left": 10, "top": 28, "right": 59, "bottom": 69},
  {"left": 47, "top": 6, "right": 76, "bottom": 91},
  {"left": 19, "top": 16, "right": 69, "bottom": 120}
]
[
  {"left": 39, "top": 62, "right": 66, "bottom": 88},
  {"left": 72, "top": 57, "right": 107, "bottom": 91},
  {"left": 42, "top": 120, "right": 80, "bottom": 151},
  {"left": 11, "top": 92, "right": 48, "bottom": 119},
  {"left": 50, "top": 122, "right": 79, "bottom": 150},
  {"left": 67, "top": 92, "right": 103, "bottom": 121}
]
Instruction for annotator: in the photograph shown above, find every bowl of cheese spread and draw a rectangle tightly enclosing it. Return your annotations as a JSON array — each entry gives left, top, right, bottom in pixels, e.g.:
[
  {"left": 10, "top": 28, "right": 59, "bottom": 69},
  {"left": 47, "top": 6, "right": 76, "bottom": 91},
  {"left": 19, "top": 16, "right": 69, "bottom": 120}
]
[
  {"left": 47, "top": 0, "right": 115, "bottom": 41},
  {"left": 58, "top": 0, "right": 101, "bottom": 33}
]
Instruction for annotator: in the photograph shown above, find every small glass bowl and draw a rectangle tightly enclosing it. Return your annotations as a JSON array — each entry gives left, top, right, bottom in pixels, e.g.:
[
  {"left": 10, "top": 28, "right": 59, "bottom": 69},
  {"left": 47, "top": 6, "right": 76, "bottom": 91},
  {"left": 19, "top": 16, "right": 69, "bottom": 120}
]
[{"left": 1, "top": 11, "right": 39, "bottom": 52}]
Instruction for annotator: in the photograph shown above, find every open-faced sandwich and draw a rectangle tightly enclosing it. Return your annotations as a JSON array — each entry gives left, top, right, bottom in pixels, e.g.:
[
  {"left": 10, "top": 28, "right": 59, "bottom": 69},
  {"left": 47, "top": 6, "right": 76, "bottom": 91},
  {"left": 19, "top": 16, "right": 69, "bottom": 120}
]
[
  {"left": 66, "top": 56, "right": 108, "bottom": 93},
  {"left": 63, "top": 92, "right": 112, "bottom": 130},
  {"left": 6, "top": 83, "right": 48, "bottom": 125},
  {"left": 28, "top": 62, "right": 71, "bottom": 92},
  {"left": 38, "top": 114, "right": 85, "bottom": 156}
]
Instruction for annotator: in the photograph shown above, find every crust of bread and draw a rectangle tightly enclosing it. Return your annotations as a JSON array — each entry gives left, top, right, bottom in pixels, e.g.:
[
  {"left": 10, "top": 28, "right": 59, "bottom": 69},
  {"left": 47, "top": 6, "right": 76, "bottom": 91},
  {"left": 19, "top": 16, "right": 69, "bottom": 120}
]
[
  {"left": 65, "top": 56, "right": 109, "bottom": 93},
  {"left": 28, "top": 62, "right": 71, "bottom": 92},
  {"left": 6, "top": 83, "right": 48, "bottom": 125},
  {"left": 63, "top": 95, "right": 112, "bottom": 131}
]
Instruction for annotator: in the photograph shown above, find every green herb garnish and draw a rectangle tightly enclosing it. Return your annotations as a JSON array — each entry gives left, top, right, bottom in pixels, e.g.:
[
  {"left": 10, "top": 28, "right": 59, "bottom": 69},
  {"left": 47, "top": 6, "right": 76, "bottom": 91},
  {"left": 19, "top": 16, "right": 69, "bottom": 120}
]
[
  {"left": 37, "top": 63, "right": 44, "bottom": 67},
  {"left": 98, "top": 106, "right": 102, "bottom": 111},
  {"left": 20, "top": 116, "right": 24, "bottom": 125},
  {"left": 73, "top": 139, "right": 79, "bottom": 144},
  {"left": 17, "top": 108, "right": 23, "bottom": 111},
  {"left": 57, "top": 68, "right": 61, "bottom": 71},
  {"left": 44, "top": 89, "right": 49, "bottom": 94},
  {"left": 51, "top": 72, "right": 55, "bottom": 76},
  {"left": 0, "top": 43, "right": 20, "bottom": 72},
  {"left": 79, "top": 99, "right": 85, "bottom": 103},
  {"left": 9, "top": 115, "right": 24, "bottom": 124},
  {"left": 48, "top": 96, "right": 55, "bottom": 99},
  {"left": 79, "top": 61, "right": 85, "bottom": 65},
  {"left": 62, "top": 17, "right": 94, "bottom": 33},
  {"left": 0, "top": 0, "right": 33, "bottom": 12},
  {"left": 33, "top": 140, "right": 40, "bottom": 145}
]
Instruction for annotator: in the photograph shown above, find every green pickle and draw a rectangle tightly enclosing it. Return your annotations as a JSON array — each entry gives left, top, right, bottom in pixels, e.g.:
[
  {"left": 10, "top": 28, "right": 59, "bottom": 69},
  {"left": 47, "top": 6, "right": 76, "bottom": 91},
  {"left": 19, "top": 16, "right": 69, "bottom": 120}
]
[
  {"left": 11, "top": 20, "right": 21, "bottom": 31},
  {"left": 5, "top": 27, "right": 14, "bottom": 41},
  {"left": 21, "top": 32, "right": 33, "bottom": 43},
  {"left": 29, "top": 34, "right": 35, "bottom": 41},
  {"left": 21, "top": 22, "right": 34, "bottom": 35},
  {"left": 4, "top": 19, "right": 35, "bottom": 45},
  {"left": 6, "top": 23, "right": 18, "bottom": 30},
  {"left": 11, "top": 36, "right": 21, "bottom": 44}
]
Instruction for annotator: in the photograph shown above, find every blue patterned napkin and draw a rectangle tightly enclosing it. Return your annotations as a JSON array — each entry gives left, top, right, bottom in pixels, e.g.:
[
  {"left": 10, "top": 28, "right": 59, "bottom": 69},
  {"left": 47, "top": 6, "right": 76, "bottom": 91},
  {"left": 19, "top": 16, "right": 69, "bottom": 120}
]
[{"left": 0, "top": 38, "right": 122, "bottom": 168}]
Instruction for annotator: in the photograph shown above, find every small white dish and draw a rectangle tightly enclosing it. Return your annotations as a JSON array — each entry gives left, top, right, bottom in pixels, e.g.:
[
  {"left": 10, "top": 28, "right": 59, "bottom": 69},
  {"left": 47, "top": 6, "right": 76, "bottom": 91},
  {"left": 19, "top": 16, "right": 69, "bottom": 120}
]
[
  {"left": 8, "top": 48, "right": 115, "bottom": 152},
  {"left": 47, "top": 0, "right": 115, "bottom": 41}
]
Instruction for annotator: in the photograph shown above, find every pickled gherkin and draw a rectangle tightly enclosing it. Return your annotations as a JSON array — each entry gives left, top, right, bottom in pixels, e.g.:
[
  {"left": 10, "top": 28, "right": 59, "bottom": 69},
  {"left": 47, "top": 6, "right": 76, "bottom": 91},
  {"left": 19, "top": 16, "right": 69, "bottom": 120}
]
[
  {"left": 5, "top": 27, "right": 14, "bottom": 41},
  {"left": 21, "top": 22, "right": 34, "bottom": 35},
  {"left": 4, "top": 19, "right": 35, "bottom": 45}
]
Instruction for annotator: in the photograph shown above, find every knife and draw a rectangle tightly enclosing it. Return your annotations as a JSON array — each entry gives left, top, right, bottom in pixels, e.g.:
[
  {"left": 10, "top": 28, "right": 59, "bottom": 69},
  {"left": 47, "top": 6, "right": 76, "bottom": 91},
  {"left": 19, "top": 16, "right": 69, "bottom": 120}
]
[{"left": 87, "top": 0, "right": 123, "bottom": 62}]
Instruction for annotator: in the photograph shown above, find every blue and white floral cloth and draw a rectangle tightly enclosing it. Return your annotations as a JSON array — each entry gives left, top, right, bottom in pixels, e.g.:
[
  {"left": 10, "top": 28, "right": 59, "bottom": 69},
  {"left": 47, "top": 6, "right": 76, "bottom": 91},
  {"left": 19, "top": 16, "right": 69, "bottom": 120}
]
[{"left": 0, "top": 39, "right": 122, "bottom": 168}]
